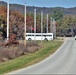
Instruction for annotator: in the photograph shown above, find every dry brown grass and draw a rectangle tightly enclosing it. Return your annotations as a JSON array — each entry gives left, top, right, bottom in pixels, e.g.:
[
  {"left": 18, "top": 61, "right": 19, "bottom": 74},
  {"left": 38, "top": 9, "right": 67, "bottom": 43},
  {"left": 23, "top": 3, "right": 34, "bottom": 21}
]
[{"left": 0, "top": 42, "right": 40, "bottom": 63}]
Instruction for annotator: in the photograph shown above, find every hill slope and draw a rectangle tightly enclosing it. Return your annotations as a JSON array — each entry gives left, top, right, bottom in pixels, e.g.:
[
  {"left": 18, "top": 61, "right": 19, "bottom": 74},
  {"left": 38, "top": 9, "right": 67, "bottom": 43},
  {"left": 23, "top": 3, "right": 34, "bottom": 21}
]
[{"left": 0, "top": 1, "right": 76, "bottom": 15}]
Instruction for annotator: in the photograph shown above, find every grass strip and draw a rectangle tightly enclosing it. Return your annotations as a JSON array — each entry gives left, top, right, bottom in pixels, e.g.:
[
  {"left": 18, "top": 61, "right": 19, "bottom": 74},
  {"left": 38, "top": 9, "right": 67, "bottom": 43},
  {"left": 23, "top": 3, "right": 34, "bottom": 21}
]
[{"left": 0, "top": 40, "right": 63, "bottom": 75}]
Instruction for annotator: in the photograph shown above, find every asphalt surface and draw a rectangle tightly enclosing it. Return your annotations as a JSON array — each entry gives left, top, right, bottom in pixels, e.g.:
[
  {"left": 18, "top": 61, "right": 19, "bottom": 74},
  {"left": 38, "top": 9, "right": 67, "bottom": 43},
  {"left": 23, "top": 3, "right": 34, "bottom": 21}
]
[{"left": 7, "top": 37, "right": 76, "bottom": 74}]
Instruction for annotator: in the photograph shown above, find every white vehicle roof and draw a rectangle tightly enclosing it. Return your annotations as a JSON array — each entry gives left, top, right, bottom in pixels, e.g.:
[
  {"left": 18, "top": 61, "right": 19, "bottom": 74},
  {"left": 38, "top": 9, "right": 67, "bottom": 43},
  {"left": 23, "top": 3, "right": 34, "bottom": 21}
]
[{"left": 26, "top": 33, "right": 53, "bottom": 35}]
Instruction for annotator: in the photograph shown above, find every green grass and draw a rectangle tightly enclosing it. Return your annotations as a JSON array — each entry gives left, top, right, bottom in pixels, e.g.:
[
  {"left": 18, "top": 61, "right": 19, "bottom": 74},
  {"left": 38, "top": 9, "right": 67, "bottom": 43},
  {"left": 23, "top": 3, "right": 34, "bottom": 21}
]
[{"left": 0, "top": 40, "right": 63, "bottom": 75}]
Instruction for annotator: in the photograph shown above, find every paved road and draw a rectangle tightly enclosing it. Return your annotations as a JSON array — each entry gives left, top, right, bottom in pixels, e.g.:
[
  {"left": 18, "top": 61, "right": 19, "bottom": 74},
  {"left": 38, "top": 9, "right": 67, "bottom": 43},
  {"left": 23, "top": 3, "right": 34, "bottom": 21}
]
[{"left": 7, "top": 37, "right": 76, "bottom": 74}]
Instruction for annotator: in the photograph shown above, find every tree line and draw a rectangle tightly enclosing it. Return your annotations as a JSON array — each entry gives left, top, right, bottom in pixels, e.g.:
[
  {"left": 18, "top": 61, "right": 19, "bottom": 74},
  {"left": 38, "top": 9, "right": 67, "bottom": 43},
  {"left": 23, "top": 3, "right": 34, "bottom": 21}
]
[{"left": 0, "top": 5, "right": 76, "bottom": 40}]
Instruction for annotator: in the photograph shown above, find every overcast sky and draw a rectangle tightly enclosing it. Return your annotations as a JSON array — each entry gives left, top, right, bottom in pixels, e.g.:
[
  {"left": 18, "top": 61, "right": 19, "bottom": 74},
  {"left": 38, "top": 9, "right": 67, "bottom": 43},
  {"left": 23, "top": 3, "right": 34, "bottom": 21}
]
[{"left": 1, "top": 0, "right": 76, "bottom": 8}]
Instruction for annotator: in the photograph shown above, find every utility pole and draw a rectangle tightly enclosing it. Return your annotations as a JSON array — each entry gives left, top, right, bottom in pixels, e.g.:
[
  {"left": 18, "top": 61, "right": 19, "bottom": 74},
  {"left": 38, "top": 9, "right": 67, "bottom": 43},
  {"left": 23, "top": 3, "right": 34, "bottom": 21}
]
[{"left": 7, "top": 0, "right": 9, "bottom": 40}]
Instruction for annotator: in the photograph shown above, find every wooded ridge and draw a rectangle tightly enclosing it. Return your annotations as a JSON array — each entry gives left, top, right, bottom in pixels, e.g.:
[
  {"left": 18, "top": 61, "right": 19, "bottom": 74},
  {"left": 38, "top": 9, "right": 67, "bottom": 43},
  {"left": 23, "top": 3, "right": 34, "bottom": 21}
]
[{"left": 0, "top": 1, "right": 76, "bottom": 16}]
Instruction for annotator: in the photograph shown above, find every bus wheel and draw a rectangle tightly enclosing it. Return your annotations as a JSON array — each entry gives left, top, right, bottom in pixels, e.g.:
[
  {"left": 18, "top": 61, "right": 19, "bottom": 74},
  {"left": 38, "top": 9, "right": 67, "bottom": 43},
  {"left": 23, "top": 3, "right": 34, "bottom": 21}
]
[
  {"left": 28, "top": 38, "right": 32, "bottom": 41},
  {"left": 44, "top": 38, "right": 48, "bottom": 41}
]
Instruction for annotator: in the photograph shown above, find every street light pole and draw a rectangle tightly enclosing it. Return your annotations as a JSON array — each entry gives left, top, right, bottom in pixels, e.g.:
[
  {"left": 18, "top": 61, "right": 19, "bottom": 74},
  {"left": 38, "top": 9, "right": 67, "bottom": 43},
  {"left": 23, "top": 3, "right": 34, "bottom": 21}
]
[
  {"left": 50, "top": 17, "right": 53, "bottom": 33},
  {"left": 7, "top": 0, "right": 9, "bottom": 40},
  {"left": 53, "top": 18, "right": 56, "bottom": 39},
  {"left": 41, "top": 11, "right": 43, "bottom": 43},
  {"left": 34, "top": 8, "right": 36, "bottom": 43},
  {"left": 24, "top": 3, "right": 26, "bottom": 46},
  {"left": 47, "top": 14, "right": 48, "bottom": 33}
]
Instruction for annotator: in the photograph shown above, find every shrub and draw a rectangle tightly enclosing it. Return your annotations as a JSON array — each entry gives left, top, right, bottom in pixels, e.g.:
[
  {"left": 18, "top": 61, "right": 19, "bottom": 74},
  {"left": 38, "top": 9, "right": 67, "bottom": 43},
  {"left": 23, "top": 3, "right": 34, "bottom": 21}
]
[{"left": 0, "top": 42, "right": 40, "bottom": 62}]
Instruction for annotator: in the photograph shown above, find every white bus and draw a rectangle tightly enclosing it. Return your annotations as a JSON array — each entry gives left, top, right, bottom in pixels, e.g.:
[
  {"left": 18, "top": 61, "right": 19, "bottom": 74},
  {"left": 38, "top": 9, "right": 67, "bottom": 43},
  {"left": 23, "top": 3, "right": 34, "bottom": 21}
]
[{"left": 26, "top": 33, "right": 53, "bottom": 41}]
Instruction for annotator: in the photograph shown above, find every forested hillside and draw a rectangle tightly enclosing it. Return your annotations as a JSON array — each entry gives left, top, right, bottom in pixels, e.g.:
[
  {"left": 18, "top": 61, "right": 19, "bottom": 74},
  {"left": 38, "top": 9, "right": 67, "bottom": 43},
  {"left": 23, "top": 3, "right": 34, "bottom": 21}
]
[
  {"left": 0, "top": 1, "right": 76, "bottom": 16},
  {"left": 0, "top": 1, "right": 76, "bottom": 39}
]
